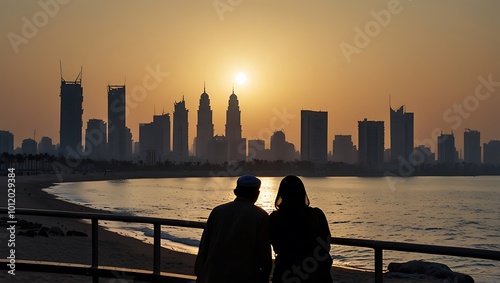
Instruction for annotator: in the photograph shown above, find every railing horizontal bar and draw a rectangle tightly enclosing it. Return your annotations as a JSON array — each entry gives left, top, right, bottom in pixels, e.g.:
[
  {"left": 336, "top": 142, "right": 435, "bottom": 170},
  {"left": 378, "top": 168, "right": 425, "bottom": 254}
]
[
  {"left": 0, "top": 207, "right": 206, "bottom": 229},
  {"left": 3, "top": 208, "right": 500, "bottom": 261},
  {"left": 332, "top": 237, "right": 500, "bottom": 261}
]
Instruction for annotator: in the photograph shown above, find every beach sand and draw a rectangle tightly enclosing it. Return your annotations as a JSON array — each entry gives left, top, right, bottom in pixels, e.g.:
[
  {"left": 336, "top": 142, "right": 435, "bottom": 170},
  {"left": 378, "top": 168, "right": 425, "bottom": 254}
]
[{"left": 0, "top": 172, "right": 443, "bottom": 282}]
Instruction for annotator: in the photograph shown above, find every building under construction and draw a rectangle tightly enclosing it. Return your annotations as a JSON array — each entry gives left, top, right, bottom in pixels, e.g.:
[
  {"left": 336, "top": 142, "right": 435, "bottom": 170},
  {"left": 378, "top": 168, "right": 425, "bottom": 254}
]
[{"left": 59, "top": 67, "right": 83, "bottom": 156}]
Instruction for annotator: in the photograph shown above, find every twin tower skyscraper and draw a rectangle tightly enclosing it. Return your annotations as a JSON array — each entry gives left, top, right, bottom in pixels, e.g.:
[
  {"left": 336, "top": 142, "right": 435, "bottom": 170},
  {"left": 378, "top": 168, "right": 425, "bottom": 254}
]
[
  {"left": 194, "top": 84, "right": 245, "bottom": 163},
  {"left": 140, "top": 84, "right": 245, "bottom": 164}
]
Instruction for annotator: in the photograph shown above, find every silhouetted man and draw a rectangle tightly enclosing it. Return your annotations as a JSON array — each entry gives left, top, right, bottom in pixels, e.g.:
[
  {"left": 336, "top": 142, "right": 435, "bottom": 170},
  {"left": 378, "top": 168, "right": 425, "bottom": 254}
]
[{"left": 195, "top": 175, "right": 272, "bottom": 283}]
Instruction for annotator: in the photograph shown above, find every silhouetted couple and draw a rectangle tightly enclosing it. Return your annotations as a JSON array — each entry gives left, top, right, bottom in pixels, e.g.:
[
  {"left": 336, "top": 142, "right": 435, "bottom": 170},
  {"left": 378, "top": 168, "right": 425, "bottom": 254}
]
[{"left": 195, "top": 175, "right": 333, "bottom": 283}]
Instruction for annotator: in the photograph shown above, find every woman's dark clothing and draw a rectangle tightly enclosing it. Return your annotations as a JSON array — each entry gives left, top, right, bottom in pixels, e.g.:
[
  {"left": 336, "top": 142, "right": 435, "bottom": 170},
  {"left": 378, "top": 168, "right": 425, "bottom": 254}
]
[{"left": 270, "top": 206, "right": 333, "bottom": 283}]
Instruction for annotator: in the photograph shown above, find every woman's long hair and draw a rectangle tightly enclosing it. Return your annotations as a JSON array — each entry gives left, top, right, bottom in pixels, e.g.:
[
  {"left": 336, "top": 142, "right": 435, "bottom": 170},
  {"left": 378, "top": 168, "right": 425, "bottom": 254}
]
[{"left": 274, "top": 175, "right": 310, "bottom": 209}]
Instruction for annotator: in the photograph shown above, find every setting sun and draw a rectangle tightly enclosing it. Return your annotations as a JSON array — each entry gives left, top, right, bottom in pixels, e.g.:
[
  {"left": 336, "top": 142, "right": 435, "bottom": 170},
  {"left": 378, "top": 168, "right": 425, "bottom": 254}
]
[{"left": 235, "top": 72, "right": 247, "bottom": 84}]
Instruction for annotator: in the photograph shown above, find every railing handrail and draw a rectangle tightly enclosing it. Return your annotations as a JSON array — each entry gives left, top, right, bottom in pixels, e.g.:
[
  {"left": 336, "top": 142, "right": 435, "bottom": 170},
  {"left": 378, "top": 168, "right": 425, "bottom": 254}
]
[
  {"left": 2, "top": 207, "right": 206, "bottom": 229},
  {"left": 331, "top": 237, "right": 500, "bottom": 261},
  {"left": 1, "top": 208, "right": 500, "bottom": 283},
  {"left": 4, "top": 208, "right": 499, "bottom": 260}
]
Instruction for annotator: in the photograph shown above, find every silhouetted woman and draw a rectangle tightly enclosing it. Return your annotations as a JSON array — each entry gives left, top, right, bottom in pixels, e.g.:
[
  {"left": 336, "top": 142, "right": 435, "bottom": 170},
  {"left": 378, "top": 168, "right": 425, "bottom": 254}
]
[{"left": 270, "top": 175, "right": 333, "bottom": 283}]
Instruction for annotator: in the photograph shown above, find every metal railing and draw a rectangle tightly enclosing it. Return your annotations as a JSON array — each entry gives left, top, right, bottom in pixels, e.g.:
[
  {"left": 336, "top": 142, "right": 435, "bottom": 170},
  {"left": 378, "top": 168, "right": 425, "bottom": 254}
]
[
  {"left": 332, "top": 237, "right": 500, "bottom": 282},
  {"left": 1, "top": 208, "right": 205, "bottom": 282},
  {"left": 1, "top": 208, "right": 499, "bottom": 283}
]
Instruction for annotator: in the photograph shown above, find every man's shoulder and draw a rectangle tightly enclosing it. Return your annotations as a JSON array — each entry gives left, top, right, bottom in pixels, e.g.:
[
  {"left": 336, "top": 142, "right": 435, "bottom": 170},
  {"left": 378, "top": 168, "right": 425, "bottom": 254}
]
[
  {"left": 213, "top": 200, "right": 268, "bottom": 216},
  {"left": 212, "top": 201, "right": 233, "bottom": 212},
  {"left": 253, "top": 204, "right": 269, "bottom": 216}
]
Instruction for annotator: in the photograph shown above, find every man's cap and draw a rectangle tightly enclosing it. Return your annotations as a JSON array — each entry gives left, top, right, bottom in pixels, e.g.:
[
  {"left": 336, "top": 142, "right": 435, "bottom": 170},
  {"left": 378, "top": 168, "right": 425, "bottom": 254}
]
[{"left": 236, "top": 175, "right": 261, "bottom": 190}]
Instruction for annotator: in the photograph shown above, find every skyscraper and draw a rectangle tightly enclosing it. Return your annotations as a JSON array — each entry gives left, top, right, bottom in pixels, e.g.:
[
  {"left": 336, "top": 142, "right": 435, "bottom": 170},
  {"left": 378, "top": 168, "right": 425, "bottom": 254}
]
[
  {"left": 271, "top": 131, "right": 295, "bottom": 161},
  {"left": 38, "top": 136, "right": 55, "bottom": 155},
  {"left": 196, "top": 84, "right": 214, "bottom": 160},
  {"left": 125, "top": 127, "right": 133, "bottom": 160},
  {"left": 271, "top": 131, "right": 286, "bottom": 161},
  {"left": 333, "top": 135, "right": 357, "bottom": 164},
  {"left": 358, "top": 119, "right": 384, "bottom": 171},
  {"left": 153, "top": 113, "right": 170, "bottom": 160},
  {"left": 225, "top": 89, "right": 246, "bottom": 161},
  {"left": 413, "top": 145, "right": 435, "bottom": 164},
  {"left": 0, "top": 130, "right": 14, "bottom": 154},
  {"left": 85, "top": 119, "right": 107, "bottom": 160},
  {"left": 139, "top": 113, "right": 170, "bottom": 164},
  {"left": 390, "top": 105, "right": 414, "bottom": 163},
  {"left": 301, "top": 110, "right": 328, "bottom": 163},
  {"left": 173, "top": 97, "right": 189, "bottom": 161},
  {"left": 464, "top": 129, "right": 481, "bottom": 164},
  {"left": 437, "top": 132, "right": 457, "bottom": 164},
  {"left": 21, "top": 138, "right": 37, "bottom": 155},
  {"left": 207, "top": 135, "right": 228, "bottom": 164},
  {"left": 483, "top": 140, "right": 500, "bottom": 164},
  {"left": 107, "top": 85, "right": 126, "bottom": 160},
  {"left": 60, "top": 69, "right": 83, "bottom": 156},
  {"left": 248, "top": 139, "right": 266, "bottom": 160}
]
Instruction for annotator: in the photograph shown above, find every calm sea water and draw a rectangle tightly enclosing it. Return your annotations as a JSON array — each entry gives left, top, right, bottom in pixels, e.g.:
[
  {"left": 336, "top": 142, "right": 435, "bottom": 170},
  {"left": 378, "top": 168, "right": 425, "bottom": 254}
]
[{"left": 44, "top": 176, "right": 500, "bottom": 282}]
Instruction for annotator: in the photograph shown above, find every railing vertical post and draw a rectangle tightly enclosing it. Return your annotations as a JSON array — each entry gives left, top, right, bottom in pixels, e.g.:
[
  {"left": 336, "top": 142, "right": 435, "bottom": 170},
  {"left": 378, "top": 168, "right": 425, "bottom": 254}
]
[
  {"left": 374, "top": 247, "right": 383, "bottom": 283},
  {"left": 92, "top": 218, "right": 99, "bottom": 283},
  {"left": 154, "top": 223, "right": 161, "bottom": 276}
]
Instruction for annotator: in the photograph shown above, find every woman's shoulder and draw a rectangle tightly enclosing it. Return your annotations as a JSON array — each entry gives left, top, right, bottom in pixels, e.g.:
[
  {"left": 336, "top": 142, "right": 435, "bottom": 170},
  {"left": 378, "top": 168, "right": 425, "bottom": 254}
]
[
  {"left": 310, "top": 206, "right": 326, "bottom": 214},
  {"left": 309, "top": 207, "right": 328, "bottom": 221}
]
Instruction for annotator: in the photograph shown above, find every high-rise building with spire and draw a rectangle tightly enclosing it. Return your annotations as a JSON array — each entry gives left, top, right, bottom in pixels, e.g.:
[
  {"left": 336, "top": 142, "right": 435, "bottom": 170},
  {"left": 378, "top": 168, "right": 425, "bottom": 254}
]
[
  {"left": 173, "top": 97, "right": 189, "bottom": 161},
  {"left": 60, "top": 68, "right": 83, "bottom": 156},
  {"left": 225, "top": 88, "right": 246, "bottom": 161},
  {"left": 107, "top": 85, "right": 126, "bottom": 160},
  {"left": 195, "top": 83, "right": 214, "bottom": 160},
  {"left": 390, "top": 105, "right": 414, "bottom": 163}
]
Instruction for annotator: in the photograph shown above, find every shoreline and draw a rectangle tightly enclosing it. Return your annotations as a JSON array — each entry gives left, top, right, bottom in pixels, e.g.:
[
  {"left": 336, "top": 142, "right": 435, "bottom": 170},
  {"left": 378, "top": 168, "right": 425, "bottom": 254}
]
[{"left": 0, "top": 173, "right": 445, "bottom": 282}]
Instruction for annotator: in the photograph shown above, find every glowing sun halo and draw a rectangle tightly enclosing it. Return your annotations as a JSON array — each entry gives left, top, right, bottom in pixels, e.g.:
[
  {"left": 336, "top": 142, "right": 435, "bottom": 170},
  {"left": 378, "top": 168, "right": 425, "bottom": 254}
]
[{"left": 235, "top": 72, "right": 247, "bottom": 84}]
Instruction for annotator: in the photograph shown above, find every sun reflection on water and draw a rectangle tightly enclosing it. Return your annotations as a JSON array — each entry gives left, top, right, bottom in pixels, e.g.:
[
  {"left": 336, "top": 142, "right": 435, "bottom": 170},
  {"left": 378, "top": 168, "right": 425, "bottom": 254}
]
[{"left": 255, "top": 177, "right": 280, "bottom": 214}]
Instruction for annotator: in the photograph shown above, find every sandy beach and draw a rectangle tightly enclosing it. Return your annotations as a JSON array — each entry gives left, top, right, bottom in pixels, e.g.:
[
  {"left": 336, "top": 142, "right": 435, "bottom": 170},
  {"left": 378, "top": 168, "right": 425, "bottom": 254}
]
[{"left": 0, "top": 172, "right": 444, "bottom": 282}]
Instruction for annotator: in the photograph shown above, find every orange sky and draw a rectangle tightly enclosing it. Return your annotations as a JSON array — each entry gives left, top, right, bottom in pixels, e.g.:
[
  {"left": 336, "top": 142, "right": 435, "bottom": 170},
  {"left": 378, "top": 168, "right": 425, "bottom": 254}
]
[{"left": 1, "top": 0, "right": 499, "bottom": 154}]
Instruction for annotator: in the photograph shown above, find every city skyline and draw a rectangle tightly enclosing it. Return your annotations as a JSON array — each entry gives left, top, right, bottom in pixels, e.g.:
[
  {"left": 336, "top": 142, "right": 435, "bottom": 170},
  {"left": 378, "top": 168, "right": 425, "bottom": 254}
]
[
  {"left": 1, "top": 1, "right": 499, "bottom": 154},
  {"left": 1, "top": 84, "right": 499, "bottom": 160}
]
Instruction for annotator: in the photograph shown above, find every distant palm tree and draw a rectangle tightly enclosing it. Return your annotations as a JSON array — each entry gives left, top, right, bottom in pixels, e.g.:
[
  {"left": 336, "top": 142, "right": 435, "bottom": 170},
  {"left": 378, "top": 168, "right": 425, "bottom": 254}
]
[
  {"left": 0, "top": 153, "right": 5, "bottom": 171},
  {"left": 6, "top": 153, "right": 15, "bottom": 170},
  {"left": 15, "top": 154, "right": 24, "bottom": 170}
]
